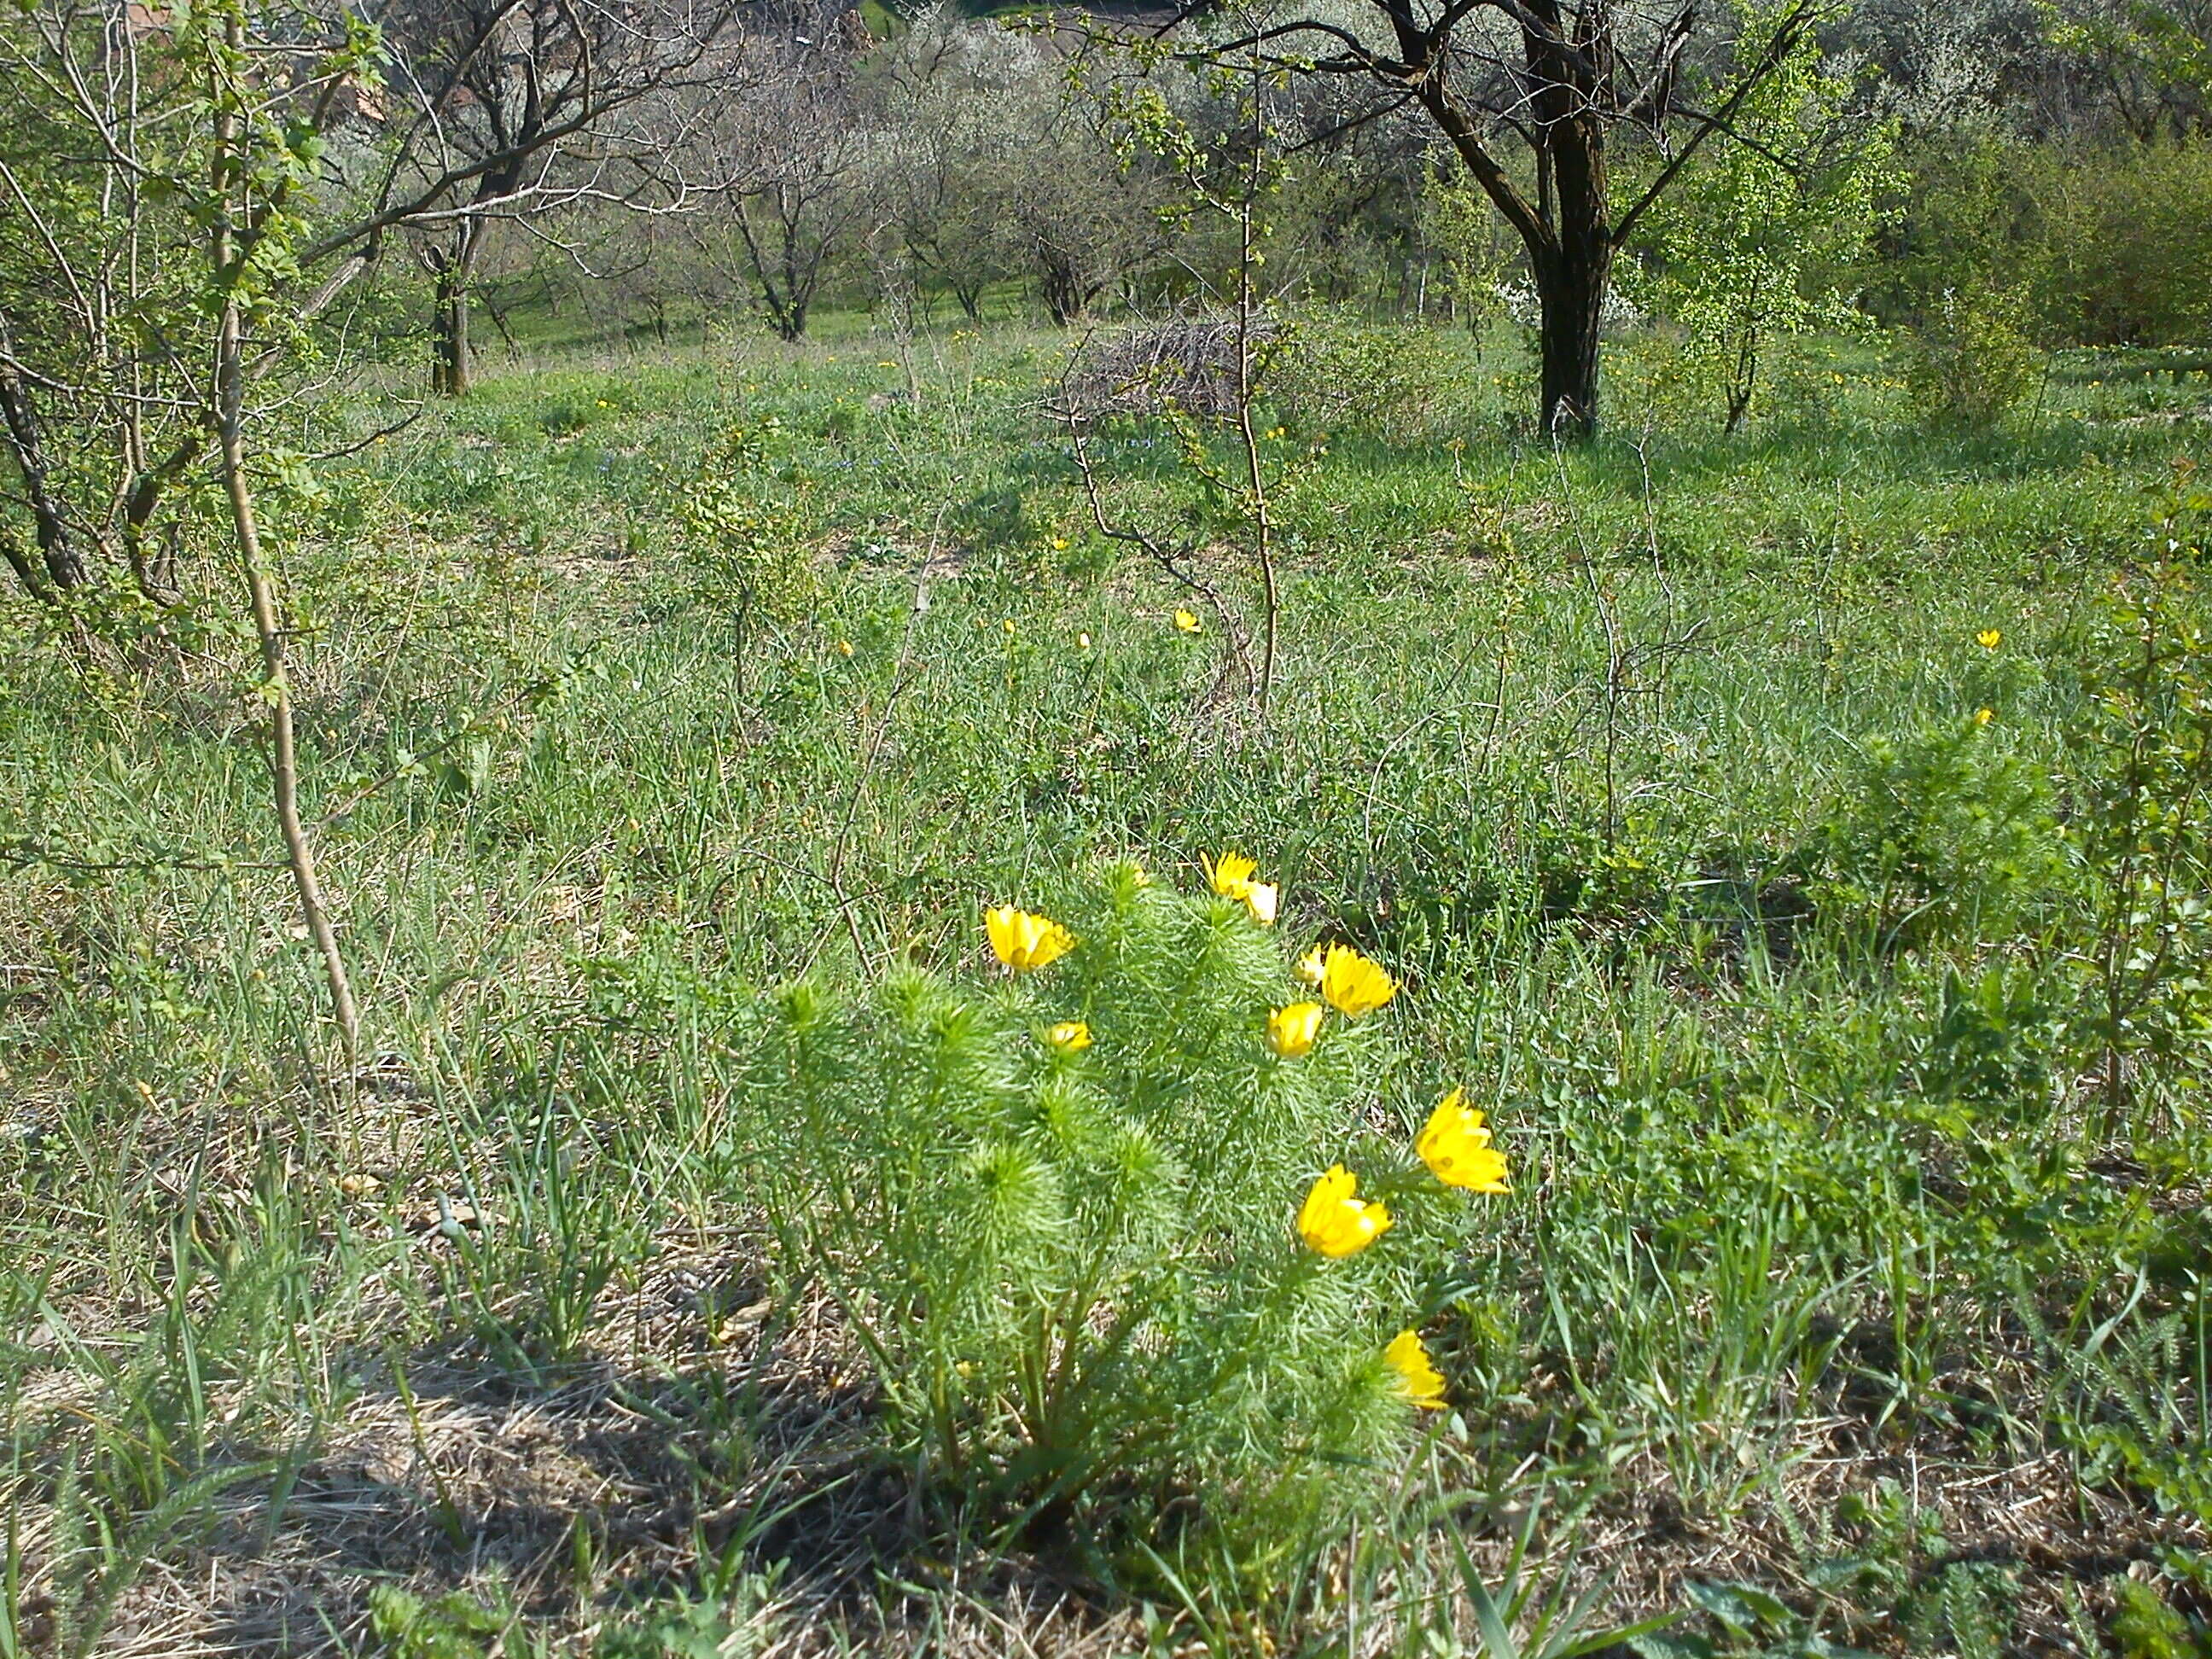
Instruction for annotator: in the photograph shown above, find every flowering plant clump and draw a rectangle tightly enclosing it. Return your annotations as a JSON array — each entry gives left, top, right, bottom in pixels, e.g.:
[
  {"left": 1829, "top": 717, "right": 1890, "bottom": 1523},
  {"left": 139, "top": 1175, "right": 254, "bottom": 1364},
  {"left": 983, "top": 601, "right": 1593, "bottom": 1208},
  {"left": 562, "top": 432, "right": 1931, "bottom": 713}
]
[{"left": 725, "top": 859, "right": 1517, "bottom": 1569}]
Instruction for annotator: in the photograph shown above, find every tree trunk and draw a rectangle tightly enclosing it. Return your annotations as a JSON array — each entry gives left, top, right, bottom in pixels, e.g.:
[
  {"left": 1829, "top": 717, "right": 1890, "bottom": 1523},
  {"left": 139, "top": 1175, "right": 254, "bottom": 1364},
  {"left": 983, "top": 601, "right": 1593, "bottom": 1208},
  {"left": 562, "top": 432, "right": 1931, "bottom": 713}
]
[
  {"left": 431, "top": 261, "right": 472, "bottom": 396},
  {"left": 1532, "top": 242, "right": 1607, "bottom": 440},
  {"left": 429, "top": 216, "right": 490, "bottom": 397},
  {"left": 1529, "top": 10, "right": 1611, "bottom": 442}
]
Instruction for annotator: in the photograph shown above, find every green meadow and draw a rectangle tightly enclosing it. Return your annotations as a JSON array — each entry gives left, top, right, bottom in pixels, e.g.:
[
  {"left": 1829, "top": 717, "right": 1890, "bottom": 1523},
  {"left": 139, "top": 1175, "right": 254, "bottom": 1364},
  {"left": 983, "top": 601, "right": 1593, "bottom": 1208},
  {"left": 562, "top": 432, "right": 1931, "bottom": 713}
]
[{"left": 3, "top": 324, "right": 2209, "bottom": 1656}]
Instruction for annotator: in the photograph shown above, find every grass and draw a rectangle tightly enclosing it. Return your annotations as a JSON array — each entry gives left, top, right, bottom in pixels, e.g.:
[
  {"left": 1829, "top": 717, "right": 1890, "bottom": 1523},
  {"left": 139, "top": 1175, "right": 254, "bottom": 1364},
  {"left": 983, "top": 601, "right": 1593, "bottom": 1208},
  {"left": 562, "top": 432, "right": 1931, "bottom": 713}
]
[{"left": 1, "top": 316, "right": 2209, "bottom": 1656}]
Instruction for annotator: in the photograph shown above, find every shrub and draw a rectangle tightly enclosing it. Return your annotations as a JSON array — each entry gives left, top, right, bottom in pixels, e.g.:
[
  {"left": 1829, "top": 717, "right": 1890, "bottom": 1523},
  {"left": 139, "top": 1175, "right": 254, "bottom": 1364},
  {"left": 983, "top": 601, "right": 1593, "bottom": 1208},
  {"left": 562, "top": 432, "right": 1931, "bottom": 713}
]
[
  {"left": 1902, "top": 288, "right": 2043, "bottom": 434},
  {"left": 1270, "top": 314, "right": 1486, "bottom": 444},
  {"left": 1809, "top": 718, "right": 2063, "bottom": 950},
  {"left": 722, "top": 860, "right": 1513, "bottom": 1572},
  {"left": 2034, "top": 142, "right": 2212, "bottom": 348}
]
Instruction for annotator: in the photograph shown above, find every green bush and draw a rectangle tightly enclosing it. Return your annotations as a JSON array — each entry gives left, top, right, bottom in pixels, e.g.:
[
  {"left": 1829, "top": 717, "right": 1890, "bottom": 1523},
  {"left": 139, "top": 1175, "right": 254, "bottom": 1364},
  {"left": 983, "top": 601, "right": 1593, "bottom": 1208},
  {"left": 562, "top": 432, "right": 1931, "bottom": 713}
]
[
  {"left": 1809, "top": 718, "right": 2063, "bottom": 949},
  {"left": 1902, "top": 288, "right": 2044, "bottom": 434},
  {"left": 722, "top": 860, "right": 1512, "bottom": 1571},
  {"left": 2034, "top": 142, "right": 2212, "bottom": 348},
  {"left": 1271, "top": 313, "right": 1484, "bottom": 444}
]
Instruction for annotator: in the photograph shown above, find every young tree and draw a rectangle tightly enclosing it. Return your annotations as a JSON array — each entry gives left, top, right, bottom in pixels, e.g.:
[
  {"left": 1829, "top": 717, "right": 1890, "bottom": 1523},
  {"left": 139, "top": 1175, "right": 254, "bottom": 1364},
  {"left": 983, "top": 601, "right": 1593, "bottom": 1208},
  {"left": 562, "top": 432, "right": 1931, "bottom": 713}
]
[
  {"left": 1633, "top": 1, "right": 1895, "bottom": 430},
  {"left": 0, "top": 0, "right": 741, "bottom": 1049},
  {"left": 0, "top": 0, "right": 389, "bottom": 1045},
  {"left": 702, "top": 28, "right": 877, "bottom": 341},
  {"left": 1200, "top": 0, "right": 1828, "bottom": 438}
]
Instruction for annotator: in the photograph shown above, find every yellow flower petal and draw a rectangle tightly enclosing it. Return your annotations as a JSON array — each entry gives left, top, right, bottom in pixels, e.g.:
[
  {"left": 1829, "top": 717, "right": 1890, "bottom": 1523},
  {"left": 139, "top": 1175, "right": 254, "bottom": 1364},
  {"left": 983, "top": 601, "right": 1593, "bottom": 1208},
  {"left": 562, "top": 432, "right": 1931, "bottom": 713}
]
[
  {"left": 1204, "top": 853, "right": 1278, "bottom": 924},
  {"left": 1319, "top": 944, "right": 1396, "bottom": 1017},
  {"left": 1384, "top": 1329, "right": 1447, "bottom": 1409},
  {"left": 1175, "top": 608, "right": 1202, "bottom": 634},
  {"left": 1295, "top": 946, "right": 1326, "bottom": 987},
  {"left": 1297, "top": 1164, "right": 1391, "bottom": 1258},
  {"left": 1976, "top": 629, "right": 2002, "bottom": 649},
  {"left": 1266, "top": 1001, "right": 1324, "bottom": 1058},
  {"left": 1205, "top": 852, "right": 1258, "bottom": 898},
  {"left": 1243, "top": 882, "right": 1279, "bottom": 926},
  {"left": 985, "top": 905, "right": 1074, "bottom": 972},
  {"left": 1044, "top": 1020, "right": 1091, "bottom": 1051},
  {"left": 1417, "top": 1088, "right": 1511, "bottom": 1193}
]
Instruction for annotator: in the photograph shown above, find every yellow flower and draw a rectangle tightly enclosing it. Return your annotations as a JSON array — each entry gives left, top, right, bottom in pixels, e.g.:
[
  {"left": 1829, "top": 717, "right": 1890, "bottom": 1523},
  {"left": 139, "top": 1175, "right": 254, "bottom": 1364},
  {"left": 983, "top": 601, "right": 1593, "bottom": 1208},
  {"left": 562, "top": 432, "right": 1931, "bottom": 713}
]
[
  {"left": 1205, "top": 851, "right": 1278, "bottom": 925},
  {"left": 1206, "top": 852, "right": 1257, "bottom": 896},
  {"left": 1002, "top": 619, "right": 1017, "bottom": 637},
  {"left": 1415, "top": 1088, "right": 1511, "bottom": 1193},
  {"left": 1175, "top": 608, "right": 1202, "bottom": 634},
  {"left": 1319, "top": 944, "right": 1396, "bottom": 1017},
  {"left": 835, "top": 639, "right": 854, "bottom": 658},
  {"left": 1051, "top": 537, "right": 1069, "bottom": 551},
  {"left": 1297, "top": 1164, "right": 1391, "bottom": 1258},
  {"left": 1295, "top": 945, "right": 1326, "bottom": 987},
  {"left": 1384, "top": 1329, "right": 1447, "bottom": 1409},
  {"left": 1243, "top": 881, "right": 1279, "bottom": 924},
  {"left": 1077, "top": 631, "right": 1093, "bottom": 649},
  {"left": 984, "top": 905, "right": 1074, "bottom": 972},
  {"left": 1266, "top": 1001, "right": 1324, "bottom": 1057},
  {"left": 1976, "top": 628, "right": 2002, "bottom": 649},
  {"left": 1044, "top": 1020, "right": 1091, "bottom": 1051},
  {"left": 1974, "top": 707, "right": 1994, "bottom": 727}
]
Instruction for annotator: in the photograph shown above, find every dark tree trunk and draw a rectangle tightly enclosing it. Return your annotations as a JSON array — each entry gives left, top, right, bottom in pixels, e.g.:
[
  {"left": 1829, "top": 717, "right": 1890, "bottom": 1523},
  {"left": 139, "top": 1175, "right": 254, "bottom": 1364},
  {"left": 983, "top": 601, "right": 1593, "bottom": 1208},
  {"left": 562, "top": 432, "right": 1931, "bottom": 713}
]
[
  {"left": 1526, "top": 6, "right": 1610, "bottom": 441},
  {"left": 0, "top": 347, "right": 86, "bottom": 593},
  {"left": 1532, "top": 242, "right": 1607, "bottom": 440},
  {"left": 431, "top": 263, "right": 472, "bottom": 396},
  {"left": 429, "top": 213, "right": 492, "bottom": 396},
  {"left": 1039, "top": 250, "right": 1089, "bottom": 326}
]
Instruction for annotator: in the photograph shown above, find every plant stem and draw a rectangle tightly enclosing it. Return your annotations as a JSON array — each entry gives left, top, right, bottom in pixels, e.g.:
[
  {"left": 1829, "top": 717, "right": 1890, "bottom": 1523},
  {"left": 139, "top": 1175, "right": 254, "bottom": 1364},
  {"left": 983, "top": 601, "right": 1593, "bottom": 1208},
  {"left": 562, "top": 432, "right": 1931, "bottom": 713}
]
[{"left": 211, "top": 7, "right": 360, "bottom": 1066}]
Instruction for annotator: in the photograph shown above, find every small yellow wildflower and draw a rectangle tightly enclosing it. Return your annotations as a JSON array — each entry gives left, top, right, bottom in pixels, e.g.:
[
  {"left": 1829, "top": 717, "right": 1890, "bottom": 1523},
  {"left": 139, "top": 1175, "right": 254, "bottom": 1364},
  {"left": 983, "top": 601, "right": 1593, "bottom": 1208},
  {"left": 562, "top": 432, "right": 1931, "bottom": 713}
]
[
  {"left": 1297, "top": 1164, "right": 1391, "bottom": 1258},
  {"left": 1175, "top": 608, "right": 1202, "bottom": 634},
  {"left": 1415, "top": 1088, "right": 1511, "bottom": 1193},
  {"left": 1975, "top": 707, "right": 1994, "bottom": 726},
  {"left": 1044, "top": 1020, "right": 1092, "bottom": 1051},
  {"left": 1203, "top": 851, "right": 1279, "bottom": 925},
  {"left": 984, "top": 905, "right": 1074, "bottom": 972},
  {"left": 1078, "top": 631, "right": 1093, "bottom": 649},
  {"left": 1002, "top": 619, "right": 1017, "bottom": 637},
  {"left": 1051, "top": 537, "right": 1069, "bottom": 551},
  {"left": 1319, "top": 944, "right": 1396, "bottom": 1017},
  {"left": 1383, "top": 1329, "right": 1447, "bottom": 1409},
  {"left": 1295, "top": 945, "right": 1326, "bottom": 987},
  {"left": 1266, "top": 1001, "right": 1324, "bottom": 1058},
  {"left": 835, "top": 639, "right": 854, "bottom": 658},
  {"left": 1207, "top": 851, "right": 1259, "bottom": 895},
  {"left": 1976, "top": 628, "right": 2002, "bottom": 649}
]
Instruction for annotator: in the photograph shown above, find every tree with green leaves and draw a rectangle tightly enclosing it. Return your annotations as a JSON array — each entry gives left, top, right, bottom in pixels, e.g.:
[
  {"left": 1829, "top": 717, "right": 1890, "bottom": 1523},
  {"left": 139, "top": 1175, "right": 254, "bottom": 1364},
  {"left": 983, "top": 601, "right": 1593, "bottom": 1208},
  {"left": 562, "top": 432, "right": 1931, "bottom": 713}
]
[
  {"left": 1630, "top": 0, "right": 1896, "bottom": 431},
  {"left": 1195, "top": 0, "right": 1835, "bottom": 439}
]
